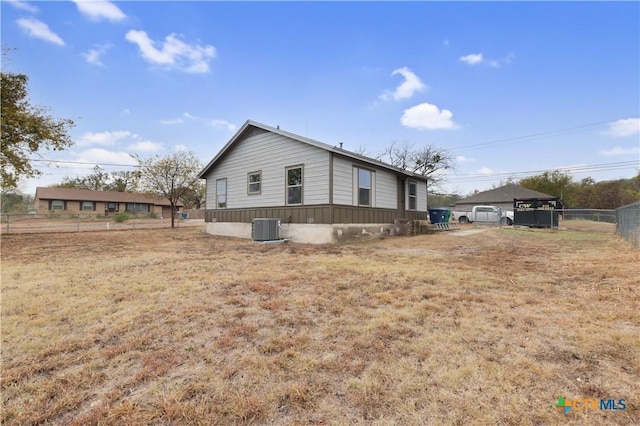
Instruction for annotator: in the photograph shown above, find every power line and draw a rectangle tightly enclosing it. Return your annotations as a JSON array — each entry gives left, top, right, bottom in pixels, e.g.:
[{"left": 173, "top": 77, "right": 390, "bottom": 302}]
[
  {"left": 28, "top": 158, "right": 139, "bottom": 167},
  {"left": 445, "top": 160, "right": 639, "bottom": 183},
  {"left": 448, "top": 119, "right": 623, "bottom": 152}
]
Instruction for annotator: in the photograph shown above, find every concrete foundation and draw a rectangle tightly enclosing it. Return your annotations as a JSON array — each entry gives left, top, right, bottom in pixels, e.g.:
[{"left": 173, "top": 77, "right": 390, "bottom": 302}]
[{"left": 204, "top": 222, "right": 401, "bottom": 244}]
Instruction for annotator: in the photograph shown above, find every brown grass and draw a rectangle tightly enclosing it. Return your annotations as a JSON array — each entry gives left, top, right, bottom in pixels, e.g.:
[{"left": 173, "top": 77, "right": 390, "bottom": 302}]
[{"left": 1, "top": 224, "right": 638, "bottom": 425}]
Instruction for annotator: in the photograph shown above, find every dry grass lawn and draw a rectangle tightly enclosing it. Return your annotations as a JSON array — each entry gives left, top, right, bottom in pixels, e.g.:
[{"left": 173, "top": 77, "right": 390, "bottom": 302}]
[{"left": 1, "top": 223, "right": 638, "bottom": 425}]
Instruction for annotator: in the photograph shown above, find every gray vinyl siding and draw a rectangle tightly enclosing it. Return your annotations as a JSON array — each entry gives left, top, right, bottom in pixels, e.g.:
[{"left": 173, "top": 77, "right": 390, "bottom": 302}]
[
  {"left": 408, "top": 180, "right": 428, "bottom": 212},
  {"left": 375, "top": 170, "right": 397, "bottom": 209},
  {"left": 332, "top": 155, "right": 396, "bottom": 209},
  {"left": 332, "top": 156, "right": 355, "bottom": 205},
  {"left": 205, "top": 131, "right": 330, "bottom": 209}
]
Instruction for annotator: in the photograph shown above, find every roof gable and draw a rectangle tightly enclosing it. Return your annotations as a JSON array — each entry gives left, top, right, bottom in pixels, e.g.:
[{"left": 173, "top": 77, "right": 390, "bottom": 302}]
[
  {"left": 455, "top": 184, "right": 555, "bottom": 204},
  {"left": 34, "top": 187, "right": 178, "bottom": 206},
  {"left": 198, "top": 120, "right": 427, "bottom": 181}
]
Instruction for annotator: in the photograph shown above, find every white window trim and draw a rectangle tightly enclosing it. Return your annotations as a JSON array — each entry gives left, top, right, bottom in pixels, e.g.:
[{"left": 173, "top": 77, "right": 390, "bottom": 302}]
[
  {"left": 247, "top": 171, "right": 261, "bottom": 195},
  {"left": 285, "top": 165, "right": 303, "bottom": 206},
  {"left": 216, "top": 178, "right": 227, "bottom": 209},
  {"left": 408, "top": 180, "right": 417, "bottom": 211},
  {"left": 356, "top": 167, "right": 373, "bottom": 207}
]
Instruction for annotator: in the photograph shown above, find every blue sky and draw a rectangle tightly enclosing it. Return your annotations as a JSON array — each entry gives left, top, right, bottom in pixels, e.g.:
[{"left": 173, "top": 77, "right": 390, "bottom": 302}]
[{"left": 2, "top": 0, "right": 639, "bottom": 196}]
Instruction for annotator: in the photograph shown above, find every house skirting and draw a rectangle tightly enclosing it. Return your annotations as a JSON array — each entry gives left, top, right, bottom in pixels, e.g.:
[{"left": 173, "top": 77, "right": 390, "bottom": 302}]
[{"left": 205, "top": 222, "right": 407, "bottom": 244}]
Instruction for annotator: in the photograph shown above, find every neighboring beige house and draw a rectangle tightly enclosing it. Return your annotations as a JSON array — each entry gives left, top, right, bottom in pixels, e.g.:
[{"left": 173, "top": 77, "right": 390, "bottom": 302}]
[
  {"left": 451, "top": 184, "right": 556, "bottom": 212},
  {"left": 34, "top": 187, "right": 180, "bottom": 218},
  {"left": 198, "top": 120, "right": 429, "bottom": 244}
]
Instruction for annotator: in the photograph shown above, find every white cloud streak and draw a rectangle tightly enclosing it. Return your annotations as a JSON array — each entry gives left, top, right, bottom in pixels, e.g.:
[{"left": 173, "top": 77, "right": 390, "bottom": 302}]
[
  {"left": 129, "top": 141, "right": 163, "bottom": 152},
  {"left": 82, "top": 45, "right": 111, "bottom": 66},
  {"left": 125, "top": 30, "right": 216, "bottom": 73},
  {"left": 72, "top": 0, "right": 126, "bottom": 22},
  {"left": 460, "top": 52, "right": 515, "bottom": 68},
  {"left": 16, "top": 18, "right": 64, "bottom": 45},
  {"left": 599, "top": 146, "right": 640, "bottom": 156},
  {"left": 75, "top": 149, "right": 135, "bottom": 165},
  {"left": 459, "top": 53, "right": 483, "bottom": 65},
  {"left": 604, "top": 118, "right": 640, "bottom": 138},
  {"left": 401, "top": 102, "right": 458, "bottom": 130},
  {"left": 6, "top": 0, "right": 39, "bottom": 13},
  {"left": 77, "top": 131, "right": 132, "bottom": 146},
  {"left": 379, "top": 67, "right": 426, "bottom": 101},
  {"left": 210, "top": 119, "right": 237, "bottom": 131}
]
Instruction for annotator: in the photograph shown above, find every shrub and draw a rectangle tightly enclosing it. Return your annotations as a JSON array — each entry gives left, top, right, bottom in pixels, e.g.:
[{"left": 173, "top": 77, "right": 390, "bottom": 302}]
[
  {"left": 147, "top": 211, "right": 158, "bottom": 219},
  {"left": 114, "top": 212, "right": 129, "bottom": 223}
]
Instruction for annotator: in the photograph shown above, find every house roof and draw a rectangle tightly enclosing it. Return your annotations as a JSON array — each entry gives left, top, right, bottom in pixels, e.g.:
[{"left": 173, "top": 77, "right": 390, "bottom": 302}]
[
  {"left": 454, "top": 184, "right": 555, "bottom": 205},
  {"left": 35, "top": 187, "right": 178, "bottom": 207},
  {"left": 198, "top": 119, "right": 428, "bottom": 181}
]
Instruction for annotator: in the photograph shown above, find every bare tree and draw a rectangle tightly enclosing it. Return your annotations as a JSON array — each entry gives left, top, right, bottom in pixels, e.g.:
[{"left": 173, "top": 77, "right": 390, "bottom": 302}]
[
  {"left": 134, "top": 150, "right": 202, "bottom": 228},
  {"left": 378, "top": 141, "right": 455, "bottom": 189}
]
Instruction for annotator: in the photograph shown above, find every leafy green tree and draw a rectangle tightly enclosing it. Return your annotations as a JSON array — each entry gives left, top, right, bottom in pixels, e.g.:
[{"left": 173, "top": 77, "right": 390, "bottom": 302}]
[
  {"left": 134, "top": 150, "right": 202, "bottom": 228},
  {"left": 518, "top": 170, "right": 578, "bottom": 206},
  {"left": 53, "top": 166, "right": 140, "bottom": 192},
  {"left": 1, "top": 49, "right": 75, "bottom": 189},
  {"left": 180, "top": 179, "right": 205, "bottom": 209},
  {"left": 0, "top": 189, "right": 33, "bottom": 213}
]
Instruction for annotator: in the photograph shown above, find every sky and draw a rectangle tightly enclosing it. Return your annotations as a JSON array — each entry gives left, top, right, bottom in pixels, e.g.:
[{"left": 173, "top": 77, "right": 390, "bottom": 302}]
[{"left": 2, "top": 0, "right": 639, "bottom": 197}]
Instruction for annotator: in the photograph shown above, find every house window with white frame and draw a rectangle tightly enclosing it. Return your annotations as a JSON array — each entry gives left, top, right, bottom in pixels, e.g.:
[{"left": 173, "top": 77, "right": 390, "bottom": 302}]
[
  {"left": 286, "top": 166, "right": 303, "bottom": 205},
  {"left": 248, "top": 171, "right": 261, "bottom": 195},
  {"left": 358, "top": 168, "right": 372, "bottom": 206},
  {"left": 51, "top": 200, "right": 64, "bottom": 210},
  {"left": 216, "top": 178, "right": 227, "bottom": 208},
  {"left": 408, "top": 180, "right": 417, "bottom": 210}
]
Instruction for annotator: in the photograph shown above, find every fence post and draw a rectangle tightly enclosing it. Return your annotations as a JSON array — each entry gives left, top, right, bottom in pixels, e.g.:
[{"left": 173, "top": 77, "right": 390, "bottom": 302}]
[
  {"left": 77, "top": 214, "right": 80, "bottom": 232},
  {"left": 6, "top": 214, "right": 9, "bottom": 235}
]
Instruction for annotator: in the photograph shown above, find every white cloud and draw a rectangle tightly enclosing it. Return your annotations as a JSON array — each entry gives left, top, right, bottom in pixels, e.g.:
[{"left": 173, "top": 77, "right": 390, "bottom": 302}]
[
  {"left": 210, "top": 119, "right": 236, "bottom": 131},
  {"left": 16, "top": 18, "right": 64, "bottom": 46},
  {"left": 75, "top": 148, "right": 135, "bottom": 165},
  {"left": 604, "top": 118, "right": 640, "bottom": 138},
  {"left": 460, "top": 52, "right": 514, "bottom": 68},
  {"left": 159, "top": 118, "right": 184, "bottom": 125},
  {"left": 183, "top": 112, "right": 197, "bottom": 120},
  {"left": 459, "top": 53, "right": 483, "bottom": 65},
  {"left": 77, "top": 130, "right": 132, "bottom": 146},
  {"left": 72, "top": 0, "right": 126, "bottom": 22},
  {"left": 121, "top": 108, "right": 131, "bottom": 115},
  {"left": 6, "top": 0, "right": 39, "bottom": 13},
  {"left": 599, "top": 146, "right": 640, "bottom": 156},
  {"left": 401, "top": 102, "right": 458, "bottom": 130},
  {"left": 82, "top": 45, "right": 110, "bottom": 66},
  {"left": 125, "top": 30, "right": 216, "bottom": 73},
  {"left": 477, "top": 167, "right": 495, "bottom": 175},
  {"left": 379, "top": 67, "right": 427, "bottom": 101},
  {"left": 129, "top": 141, "right": 163, "bottom": 152},
  {"left": 455, "top": 155, "right": 475, "bottom": 163},
  {"left": 174, "top": 144, "right": 189, "bottom": 152}
]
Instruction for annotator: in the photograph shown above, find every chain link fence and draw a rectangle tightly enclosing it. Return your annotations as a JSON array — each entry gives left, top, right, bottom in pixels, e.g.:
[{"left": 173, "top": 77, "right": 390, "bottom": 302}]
[
  {"left": 615, "top": 201, "right": 640, "bottom": 248},
  {"left": 0, "top": 213, "right": 204, "bottom": 234}
]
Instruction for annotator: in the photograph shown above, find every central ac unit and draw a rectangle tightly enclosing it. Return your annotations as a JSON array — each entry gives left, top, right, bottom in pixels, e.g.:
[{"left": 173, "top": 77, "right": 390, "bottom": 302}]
[{"left": 252, "top": 218, "right": 280, "bottom": 241}]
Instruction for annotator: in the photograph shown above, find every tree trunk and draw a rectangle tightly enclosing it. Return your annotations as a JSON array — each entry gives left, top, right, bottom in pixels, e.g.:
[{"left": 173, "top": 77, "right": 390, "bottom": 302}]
[{"left": 171, "top": 203, "right": 175, "bottom": 228}]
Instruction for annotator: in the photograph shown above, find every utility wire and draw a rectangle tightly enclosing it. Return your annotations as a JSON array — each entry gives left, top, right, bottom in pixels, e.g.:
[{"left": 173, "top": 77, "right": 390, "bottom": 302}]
[{"left": 448, "top": 119, "right": 624, "bottom": 152}]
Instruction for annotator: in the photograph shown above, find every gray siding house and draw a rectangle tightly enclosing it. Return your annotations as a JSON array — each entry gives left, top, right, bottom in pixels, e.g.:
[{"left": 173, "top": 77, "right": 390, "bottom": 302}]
[{"left": 198, "top": 120, "right": 429, "bottom": 243}]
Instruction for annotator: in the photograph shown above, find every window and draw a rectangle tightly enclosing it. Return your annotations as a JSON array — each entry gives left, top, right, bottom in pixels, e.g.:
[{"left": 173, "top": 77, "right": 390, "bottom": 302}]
[
  {"left": 286, "top": 166, "right": 303, "bottom": 205},
  {"left": 248, "top": 171, "right": 261, "bottom": 195},
  {"left": 216, "top": 178, "right": 227, "bottom": 208},
  {"left": 408, "top": 181, "right": 417, "bottom": 210},
  {"left": 126, "top": 203, "right": 149, "bottom": 212},
  {"left": 51, "top": 200, "right": 64, "bottom": 210},
  {"left": 81, "top": 201, "right": 95, "bottom": 211},
  {"left": 358, "top": 168, "right": 372, "bottom": 206}
]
